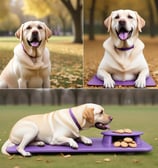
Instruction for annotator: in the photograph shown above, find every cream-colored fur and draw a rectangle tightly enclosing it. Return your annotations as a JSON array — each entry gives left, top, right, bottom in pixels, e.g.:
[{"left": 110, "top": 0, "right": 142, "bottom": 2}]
[
  {"left": 97, "top": 9, "right": 149, "bottom": 88},
  {"left": 0, "top": 21, "right": 52, "bottom": 88},
  {"left": 1, "top": 103, "right": 112, "bottom": 156}
]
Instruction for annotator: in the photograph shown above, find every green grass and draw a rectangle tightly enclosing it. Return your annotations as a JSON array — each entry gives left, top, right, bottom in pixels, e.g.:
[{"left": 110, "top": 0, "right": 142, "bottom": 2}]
[
  {"left": 0, "top": 36, "right": 83, "bottom": 88},
  {"left": 0, "top": 105, "right": 158, "bottom": 168}
]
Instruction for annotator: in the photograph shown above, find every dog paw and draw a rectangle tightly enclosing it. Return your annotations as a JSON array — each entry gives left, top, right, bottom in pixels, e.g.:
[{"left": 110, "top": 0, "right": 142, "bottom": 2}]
[
  {"left": 23, "top": 152, "right": 32, "bottom": 157},
  {"left": 19, "top": 150, "right": 32, "bottom": 157},
  {"left": 17, "top": 147, "right": 32, "bottom": 157},
  {"left": 104, "top": 78, "right": 115, "bottom": 88},
  {"left": 135, "top": 78, "right": 146, "bottom": 88},
  {"left": 30, "top": 141, "right": 45, "bottom": 146},
  {"left": 36, "top": 141, "right": 45, "bottom": 146},
  {"left": 80, "top": 136, "right": 92, "bottom": 145},
  {"left": 69, "top": 139, "right": 78, "bottom": 149}
]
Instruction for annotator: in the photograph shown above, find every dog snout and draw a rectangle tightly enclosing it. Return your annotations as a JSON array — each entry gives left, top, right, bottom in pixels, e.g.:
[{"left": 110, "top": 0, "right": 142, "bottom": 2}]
[
  {"left": 119, "top": 20, "right": 126, "bottom": 26},
  {"left": 109, "top": 116, "right": 113, "bottom": 121},
  {"left": 32, "top": 31, "right": 38, "bottom": 37}
]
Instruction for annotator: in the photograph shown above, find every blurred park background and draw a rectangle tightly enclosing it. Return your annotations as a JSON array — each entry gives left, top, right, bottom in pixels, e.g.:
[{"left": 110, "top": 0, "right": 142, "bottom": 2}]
[
  {"left": 84, "top": 0, "right": 158, "bottom": 88},
  {"left": 0, "top": 0, "right": 83, "bottom": 88}
]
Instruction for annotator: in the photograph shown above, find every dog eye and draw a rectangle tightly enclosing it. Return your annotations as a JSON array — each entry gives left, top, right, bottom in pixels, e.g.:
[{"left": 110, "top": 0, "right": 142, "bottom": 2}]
[
  {"left": 37, "top": 25, "right": 43, "bottom": 29},
  {"left": 100, "top": 110, "right": 103, "bottom": 115},
  {"left": 26, "top": 26, "right": 32, "bottom": 30},
  {"left": 128, "top": 15, "right": 133, "bottom": 19},
  {"left": 115, "top": 15, "right": 120, "bottom": 19}
]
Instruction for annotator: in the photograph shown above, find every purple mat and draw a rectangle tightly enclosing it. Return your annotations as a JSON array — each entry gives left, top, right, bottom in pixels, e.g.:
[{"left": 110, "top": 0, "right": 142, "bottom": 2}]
[
  {"left": 7, "top": 131, "right": 152, "bottom": 155},
  {"left": 87, "top": 75, "right": 156, "bottom": 87}
]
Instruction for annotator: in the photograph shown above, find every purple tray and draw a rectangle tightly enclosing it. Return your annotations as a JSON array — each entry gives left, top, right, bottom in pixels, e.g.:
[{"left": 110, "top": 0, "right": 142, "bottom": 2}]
[
  {"left": 87, "top": 75, "right": 156, "bottom": 87},
  {"left": 7, "top": 131, "right": 152, "bottom": 154}
]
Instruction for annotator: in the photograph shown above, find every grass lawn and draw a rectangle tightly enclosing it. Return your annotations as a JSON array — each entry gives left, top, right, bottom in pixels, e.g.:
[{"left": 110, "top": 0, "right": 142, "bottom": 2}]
[
  {"left": 0, "top": 105, "right": 158, "bottom": 168},
  {"left": 0, "top": 36, "right": 83, "bottom": 88}
]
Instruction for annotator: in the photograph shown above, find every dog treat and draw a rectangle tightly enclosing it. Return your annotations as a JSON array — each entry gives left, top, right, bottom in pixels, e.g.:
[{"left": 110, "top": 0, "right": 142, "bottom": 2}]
[
  {"left": 113, "top": 128, "right": 133, "bottom": 134},
  {"left": 124, "top": 129, "right": 132, "bottom": 134},
  {"left": 123, "top": 137, "right": 133, "bottom": 143},
  {"left": 113, "top": 136, "right": 137, "bottom": 148},
  {"left": 128, "top": 141, "right": 137, "bottom": 148},
  {"left": 113, "top": 141, "right": 121, "bottom": 147},
  {"left": 113, "top": 129, "right": 125, "bottom": 134},
  {"left": 120, "top": 141, "right": 128, "bottom": 148}
]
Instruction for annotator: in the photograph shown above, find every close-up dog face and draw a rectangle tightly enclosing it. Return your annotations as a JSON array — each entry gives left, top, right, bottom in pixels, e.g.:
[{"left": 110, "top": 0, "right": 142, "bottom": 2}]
[
  {"left": 15, "top": 21, "right": 52, "bottom": 48},
  {"left": 104, "top": 9, "right": 145, "bottom": 41},
  {"left": 83, "top": 104, "right": 112, "bottom": 129}
]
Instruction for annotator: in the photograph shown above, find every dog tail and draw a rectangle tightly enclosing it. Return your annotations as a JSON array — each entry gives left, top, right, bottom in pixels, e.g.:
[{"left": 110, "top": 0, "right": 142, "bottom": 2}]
[{"left": 1, "top": 139, "right": 13, "bottom": 156}]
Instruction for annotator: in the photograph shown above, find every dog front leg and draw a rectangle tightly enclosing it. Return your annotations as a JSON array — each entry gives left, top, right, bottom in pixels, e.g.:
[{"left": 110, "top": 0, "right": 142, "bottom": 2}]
[
  {"left": 18, "top": 78, "right": 27, "bottom": 88},
  {"left": 50, "top": 136, "right": 78, "bottom": 149},
  {"left": 97, "top": 69, "right": 115, "bottom": 88},
  {"left": 79, "top": 136, "right": 92, "bottom": 145},
  {"left": 43, "top": 77, "right": 50, "bottom": 88},
  {"left": 135, "top": 68, "right": 149, "bottom": 88}
]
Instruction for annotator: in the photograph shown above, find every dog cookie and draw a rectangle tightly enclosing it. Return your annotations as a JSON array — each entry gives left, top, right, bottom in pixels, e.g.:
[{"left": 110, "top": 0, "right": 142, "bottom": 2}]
[
  {"left": 128, "top": 141, "right": 137, "bottom": 148},
  {"left": 120, "top": 141, "right": 128, "bottom": 148},
  {"left": 113, "top": 129, "right": 124, "bottom": 134},
  {"left": 124, "top": 128, "right": 132, "bottom": 134},
  {"left": 113, "top": 141, "right": 121, "bottom": 147},
  {"left": 123, "top": 137, "right": 133, "bottom": 143}
]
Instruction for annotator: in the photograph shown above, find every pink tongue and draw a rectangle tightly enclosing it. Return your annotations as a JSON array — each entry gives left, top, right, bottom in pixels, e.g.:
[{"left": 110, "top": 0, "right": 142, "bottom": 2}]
[
  {"left": 119, "top": 32, "right": 128, "bottom": 40},
  {"left": 31, "top": 42, "right": 39, "bottom": 47}
]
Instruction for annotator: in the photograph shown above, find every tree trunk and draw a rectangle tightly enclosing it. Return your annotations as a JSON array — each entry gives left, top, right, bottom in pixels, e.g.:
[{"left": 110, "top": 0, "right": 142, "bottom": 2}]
[
  {"left": 147, "top": 0, "right": 158, "bottom": 37},
  {"left": 71, "top": 9, "right": 83, "bottom": 43},
  {"left": 89, "top": 0, "right": 96, "bottom": 40},
  {"left": 61, "top": 0, "right": 83, "bottom": 43}
]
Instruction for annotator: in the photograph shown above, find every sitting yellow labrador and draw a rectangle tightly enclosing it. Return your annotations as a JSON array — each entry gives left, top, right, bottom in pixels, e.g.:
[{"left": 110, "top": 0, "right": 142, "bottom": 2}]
[
  {"left": 97, "top": 9, "right": 149, "bottom": 88},
  {"left": 1, "top": 103, "right": 112, "bottom": 156},
  {"left": 0, "top": 21, "right": 52, "bottom": 88}
]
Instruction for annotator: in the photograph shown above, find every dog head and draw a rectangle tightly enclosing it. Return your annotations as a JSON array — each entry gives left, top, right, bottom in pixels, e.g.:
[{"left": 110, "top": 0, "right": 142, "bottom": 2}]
[
  {"left": 15, "top": 21, "right": 52, "bottom": 48},
  {"left": 83, "top": 103, "right": 112, "bottom": 130},
  {"left": 104, "top": 9, "right": 145, "bottom": 42}
]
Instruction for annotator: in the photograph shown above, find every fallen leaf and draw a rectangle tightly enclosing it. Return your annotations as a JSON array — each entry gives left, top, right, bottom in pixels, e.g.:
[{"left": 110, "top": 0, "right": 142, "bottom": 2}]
[
  {"left": 8, "top": 155, "right": 15, "bottom": 160},
  {"left": 132, "top": 159, "right": 140, "bottom": 163},
  {"left": 96, "top": 160, "right": 102, "bottom": 164},
  {"left": 60, "top": 153, "right": 71, "bottom": 158},
  {"left": 104, "top": 158, "right": 111, "bottom": 162},
  {"left": 36, "top": 157, "right": 44, "bottom": 161}
]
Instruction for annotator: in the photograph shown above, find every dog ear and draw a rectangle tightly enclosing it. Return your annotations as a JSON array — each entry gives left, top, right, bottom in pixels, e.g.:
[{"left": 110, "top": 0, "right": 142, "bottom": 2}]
[
  {"left": 104, "top": 14, "right": 112, "bottom": 32},
  {"left": 15, "top": 24, "right": 24, "bottom": 41},
  {"left": 44, "top": 23, "right": 52, "bottom": 41},
  {"left": 135, "top": 12, "right": 145, "bottom": 32},
  {"left": 83, "top": 107, "right": 94, "bottom": 124}
]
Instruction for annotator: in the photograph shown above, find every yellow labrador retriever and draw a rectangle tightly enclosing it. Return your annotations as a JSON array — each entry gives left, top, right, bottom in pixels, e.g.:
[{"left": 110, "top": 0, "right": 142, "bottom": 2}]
[
  {"left": 97, "top": 9, "right": 149, "bottom": 88},
  {"left": 1, "top": 103, "right": 112, "bottom": 156},
  {"left": 0, "top": 21, "right": 52, "bottom": 88}
]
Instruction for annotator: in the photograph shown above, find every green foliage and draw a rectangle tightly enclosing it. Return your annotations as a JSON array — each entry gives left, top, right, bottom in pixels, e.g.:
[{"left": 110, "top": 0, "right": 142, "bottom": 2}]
[
  {"left": 23, "top": 0, "right": 52, "bottom": 18},
  {"left": 0, "top": 0, "right": 9, "bottom": 20},
  {"left": 0, "top": 13, "right": 20, "bottom": 31}
]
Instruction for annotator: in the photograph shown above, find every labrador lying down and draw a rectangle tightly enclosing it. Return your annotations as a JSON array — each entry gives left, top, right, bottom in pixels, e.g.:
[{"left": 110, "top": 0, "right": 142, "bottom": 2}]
[
  {"left": 97, "top": 9, "right": 149, "bottom": 88},
  {"left": 1, "top": 103, "right": 112, "bottom": 156},
  {"left": 0, "top": 21, "right": 52, "bottom": 88}
]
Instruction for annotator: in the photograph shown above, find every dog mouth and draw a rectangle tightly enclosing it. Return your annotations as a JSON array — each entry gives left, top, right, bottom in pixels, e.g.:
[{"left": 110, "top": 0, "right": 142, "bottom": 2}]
[
  {"left": 27, "top": 38, "right": 42, "bottom": 47},
  {"left": 116, "top": 27, "right": 133, "bottom": 41},
  {"left": 95, "top": 123, "right": 110, "bottom": 130}
]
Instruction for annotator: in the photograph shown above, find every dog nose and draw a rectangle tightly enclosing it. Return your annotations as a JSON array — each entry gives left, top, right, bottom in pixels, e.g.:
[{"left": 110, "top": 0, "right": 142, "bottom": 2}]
[
  {"left": 119, "top": 20, "right": 126, "bottom": 26},
  {"left": 32, "top": 31, "right": 38, "bottom": 37},
  {"left": 109, "top": 116, "right": 113, "bottom": 121}
]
